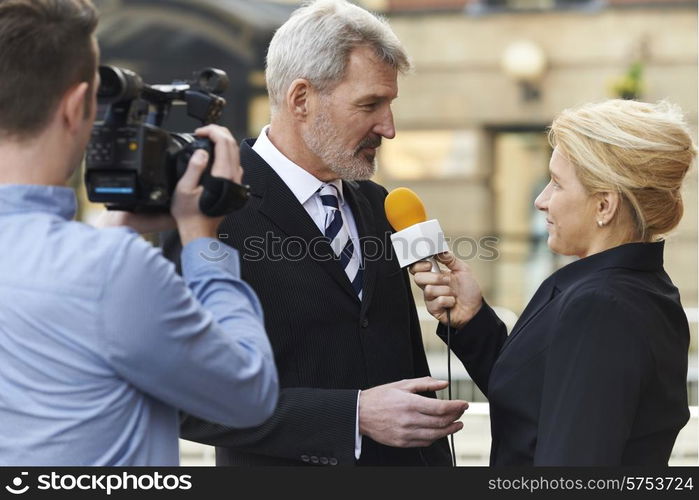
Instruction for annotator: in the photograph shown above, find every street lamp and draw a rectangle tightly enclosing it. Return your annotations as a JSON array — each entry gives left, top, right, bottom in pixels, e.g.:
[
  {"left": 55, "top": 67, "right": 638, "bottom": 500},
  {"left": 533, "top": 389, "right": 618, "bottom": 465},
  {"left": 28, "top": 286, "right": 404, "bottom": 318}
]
[{"left": 501, "top": 40, "right": 547, "bottom": 101}]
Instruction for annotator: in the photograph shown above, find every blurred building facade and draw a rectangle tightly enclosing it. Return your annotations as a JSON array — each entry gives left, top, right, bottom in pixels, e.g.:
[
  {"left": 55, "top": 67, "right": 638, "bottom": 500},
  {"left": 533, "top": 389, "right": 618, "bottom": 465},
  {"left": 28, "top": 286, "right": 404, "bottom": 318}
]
[
  {"left": 374, "top": 0, "right": 697, "bottom": 319},
  {"left": 91, "top": 0, "right": 697, "bottom": 464}
]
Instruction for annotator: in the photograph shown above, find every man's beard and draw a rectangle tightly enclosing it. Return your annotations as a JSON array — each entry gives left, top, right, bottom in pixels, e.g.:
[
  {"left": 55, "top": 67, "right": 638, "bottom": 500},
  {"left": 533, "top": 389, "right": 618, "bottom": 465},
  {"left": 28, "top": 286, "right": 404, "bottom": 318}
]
[{"left": 302, "top": 107, "right": 381, "bottom": 181}]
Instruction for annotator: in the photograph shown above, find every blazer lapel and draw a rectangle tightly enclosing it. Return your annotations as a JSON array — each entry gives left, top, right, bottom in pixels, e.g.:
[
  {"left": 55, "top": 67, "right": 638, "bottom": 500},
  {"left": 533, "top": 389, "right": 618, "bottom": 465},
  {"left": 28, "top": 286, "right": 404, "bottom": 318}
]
[
  {"left": 498, "top": 277, "right": 558, "bottom": 354},
  {"left": 244, "top": 142, "right": 360, "bottom": 303},
  {"left": 343, "top": 181, "right": 379, "bottom": 314}
]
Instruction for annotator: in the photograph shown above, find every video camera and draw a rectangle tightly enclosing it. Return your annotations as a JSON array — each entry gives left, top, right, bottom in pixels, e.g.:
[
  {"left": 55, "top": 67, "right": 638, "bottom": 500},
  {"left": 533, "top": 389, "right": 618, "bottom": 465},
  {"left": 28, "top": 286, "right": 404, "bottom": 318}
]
[{"left": 85, "top": 65, "right": 249, "bottom": 216}]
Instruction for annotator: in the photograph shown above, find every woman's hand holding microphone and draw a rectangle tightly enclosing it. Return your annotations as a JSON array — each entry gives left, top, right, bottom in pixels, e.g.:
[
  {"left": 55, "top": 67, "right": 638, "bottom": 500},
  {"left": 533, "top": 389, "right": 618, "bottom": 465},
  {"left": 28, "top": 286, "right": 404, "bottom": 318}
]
[{"left": 409, "top": 252, "right": 484, "bottom": 329}]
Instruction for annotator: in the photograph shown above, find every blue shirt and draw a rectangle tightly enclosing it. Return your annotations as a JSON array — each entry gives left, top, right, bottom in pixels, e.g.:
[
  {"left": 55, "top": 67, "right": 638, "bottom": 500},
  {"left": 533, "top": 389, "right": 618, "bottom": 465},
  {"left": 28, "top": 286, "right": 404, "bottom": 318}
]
[{"left": 0, "top": 185, "right": 278, "bottom": 465}]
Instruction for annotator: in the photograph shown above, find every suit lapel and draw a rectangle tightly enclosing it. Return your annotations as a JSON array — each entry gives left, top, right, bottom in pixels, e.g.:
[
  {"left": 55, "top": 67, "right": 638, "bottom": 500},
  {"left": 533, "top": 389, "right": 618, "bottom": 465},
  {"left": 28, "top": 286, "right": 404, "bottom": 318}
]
[
  {"left": 243, "top": 141, "right": 360, "bottom": 303},
  {"left": 343, "top": 181, "right": 379, "bottom": 314},
  {"left": 498, "top": 278, "right": 558, "bottom": 355}
]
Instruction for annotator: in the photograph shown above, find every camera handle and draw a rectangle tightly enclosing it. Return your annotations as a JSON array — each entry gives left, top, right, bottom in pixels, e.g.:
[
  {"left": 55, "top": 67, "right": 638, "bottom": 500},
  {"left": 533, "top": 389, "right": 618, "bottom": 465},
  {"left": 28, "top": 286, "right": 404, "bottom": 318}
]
[
  {"left": 176, "top": 138, "right": 250, "bottom": 217},
  {"left": 199, "top": 173, "right": 250, "bottom": 217}
]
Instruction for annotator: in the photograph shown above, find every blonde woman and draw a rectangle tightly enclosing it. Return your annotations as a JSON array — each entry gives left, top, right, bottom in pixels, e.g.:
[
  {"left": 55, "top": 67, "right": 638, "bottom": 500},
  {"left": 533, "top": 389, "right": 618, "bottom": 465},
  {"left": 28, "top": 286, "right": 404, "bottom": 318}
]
[{"left": 411, "top": 99, "right": 696, "bottom": 465}]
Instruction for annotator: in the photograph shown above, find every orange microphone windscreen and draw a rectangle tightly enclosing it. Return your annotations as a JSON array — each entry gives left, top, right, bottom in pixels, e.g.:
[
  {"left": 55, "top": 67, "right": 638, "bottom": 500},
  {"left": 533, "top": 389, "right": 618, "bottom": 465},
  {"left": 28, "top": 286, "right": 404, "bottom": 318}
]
[{"left": 384, "top": 187, "right": 427, "bottom": 231}]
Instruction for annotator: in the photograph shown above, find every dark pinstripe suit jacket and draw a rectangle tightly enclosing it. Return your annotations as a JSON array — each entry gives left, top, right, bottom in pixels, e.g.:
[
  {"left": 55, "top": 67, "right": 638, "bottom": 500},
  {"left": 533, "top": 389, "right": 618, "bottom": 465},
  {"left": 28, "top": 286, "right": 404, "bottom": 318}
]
[{"left": 165, "top": 139, "right": 451, "bottom": 466}]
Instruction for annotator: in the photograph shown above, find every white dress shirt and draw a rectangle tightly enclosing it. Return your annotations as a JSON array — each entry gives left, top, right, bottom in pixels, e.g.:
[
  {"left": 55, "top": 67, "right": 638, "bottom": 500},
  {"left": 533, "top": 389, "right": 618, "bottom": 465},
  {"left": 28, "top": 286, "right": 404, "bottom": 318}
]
[{"left": 252, "top": 125, "right": 364, "bottom": 460}]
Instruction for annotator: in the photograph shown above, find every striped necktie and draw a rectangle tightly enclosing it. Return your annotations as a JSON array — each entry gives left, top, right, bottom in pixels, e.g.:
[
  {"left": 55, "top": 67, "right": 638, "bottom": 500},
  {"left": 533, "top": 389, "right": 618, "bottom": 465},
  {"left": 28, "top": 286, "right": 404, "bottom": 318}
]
[{"left": 319, "top": 183, "right": 363, "bottom": 299}]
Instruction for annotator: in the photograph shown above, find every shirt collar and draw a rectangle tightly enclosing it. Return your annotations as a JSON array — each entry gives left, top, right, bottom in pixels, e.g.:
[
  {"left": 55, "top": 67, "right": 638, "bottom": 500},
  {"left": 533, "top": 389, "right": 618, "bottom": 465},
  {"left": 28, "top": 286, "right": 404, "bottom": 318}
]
[
  {"left": 551, "top": 241, "right": 665, "bottom": 292},
  {"left": 322, "top": 179, "right": 345, "bottom": 204},
  {"left": 0, "top": 184, "right": 77, "bottom": 220},
  {"left": 252, "top": 125, "right": 345, "bottom": 206}
]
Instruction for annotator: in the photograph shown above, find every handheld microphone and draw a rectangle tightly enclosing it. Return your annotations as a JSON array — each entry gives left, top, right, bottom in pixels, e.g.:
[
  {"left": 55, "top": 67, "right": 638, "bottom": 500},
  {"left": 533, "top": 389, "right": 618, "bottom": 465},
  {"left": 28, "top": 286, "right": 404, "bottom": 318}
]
[
  {"left": 384, "top": 187, "right": 449, "bottom": 272},
  {"left": 385, "top": 187, "right": 458, "bottom": 466}
]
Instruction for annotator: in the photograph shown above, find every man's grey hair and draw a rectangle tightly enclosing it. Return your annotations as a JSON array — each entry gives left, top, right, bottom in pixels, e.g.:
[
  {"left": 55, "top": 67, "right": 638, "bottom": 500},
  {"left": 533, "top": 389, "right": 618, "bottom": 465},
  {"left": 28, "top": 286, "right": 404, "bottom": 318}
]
[{"left": 265, "top": 0, "right": 412, "bottom": 112}]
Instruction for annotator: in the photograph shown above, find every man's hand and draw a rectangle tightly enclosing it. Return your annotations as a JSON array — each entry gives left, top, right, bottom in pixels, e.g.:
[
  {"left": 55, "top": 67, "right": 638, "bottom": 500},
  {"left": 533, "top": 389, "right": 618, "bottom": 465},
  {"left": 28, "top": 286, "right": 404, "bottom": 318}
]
[
  {"left": 409, "top": 252, "right": 483, "bottom": 329},
  {"left": 171, "top": 124, "right": 243, "bottom": 246},
  {"left": 358, "top": 377, "right": 468, "bottom": 448}
]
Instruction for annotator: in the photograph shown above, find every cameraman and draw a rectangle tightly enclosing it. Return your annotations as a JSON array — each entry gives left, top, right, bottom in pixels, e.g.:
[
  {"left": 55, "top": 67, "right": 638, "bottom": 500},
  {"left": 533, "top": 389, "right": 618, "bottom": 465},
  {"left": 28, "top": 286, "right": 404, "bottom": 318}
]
[{"left": 0, "top": 0, "right": 278, "bottom": 465}]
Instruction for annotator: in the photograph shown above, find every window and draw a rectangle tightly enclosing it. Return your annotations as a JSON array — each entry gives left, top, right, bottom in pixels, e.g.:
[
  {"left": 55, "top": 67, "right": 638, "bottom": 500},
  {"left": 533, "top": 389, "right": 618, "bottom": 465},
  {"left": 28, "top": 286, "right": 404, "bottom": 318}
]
[{"left": 378, "top": 129, "right": 481, "bottom": 180}]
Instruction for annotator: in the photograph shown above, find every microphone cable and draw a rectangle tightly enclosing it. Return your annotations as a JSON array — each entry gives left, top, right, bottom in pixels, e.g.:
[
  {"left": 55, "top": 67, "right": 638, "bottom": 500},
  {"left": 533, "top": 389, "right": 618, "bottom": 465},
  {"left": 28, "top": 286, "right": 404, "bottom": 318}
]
[
  {"left": 427, "top": 256, "right": 456, "bottom": 466},
  {"left": 446, "top": 308, "right": 456, "bottom": 467}
]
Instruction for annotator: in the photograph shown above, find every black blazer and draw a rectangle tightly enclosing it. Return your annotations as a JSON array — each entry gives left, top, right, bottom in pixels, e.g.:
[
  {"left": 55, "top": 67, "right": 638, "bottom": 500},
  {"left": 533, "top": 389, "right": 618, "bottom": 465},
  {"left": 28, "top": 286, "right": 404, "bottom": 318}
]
[
  {"left": 166, "top": 139, "right": 451, "bottom": 466},
  {"left": 442, "top": 241, "right": 689, "bottom": 466}
]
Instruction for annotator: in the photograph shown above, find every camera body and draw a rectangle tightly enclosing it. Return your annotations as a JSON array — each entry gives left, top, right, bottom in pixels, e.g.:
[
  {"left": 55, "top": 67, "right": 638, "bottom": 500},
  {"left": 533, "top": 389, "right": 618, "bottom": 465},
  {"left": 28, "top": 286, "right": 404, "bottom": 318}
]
[{"left": 85, "top": 66, "right": 249, "bottom": 216}]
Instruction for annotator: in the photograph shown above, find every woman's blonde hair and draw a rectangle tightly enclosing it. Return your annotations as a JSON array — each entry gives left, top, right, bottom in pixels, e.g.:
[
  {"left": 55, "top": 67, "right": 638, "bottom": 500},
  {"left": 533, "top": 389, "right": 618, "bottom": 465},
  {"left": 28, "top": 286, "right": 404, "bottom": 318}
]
[{"left": 549, "top": 99, "right": 696, "bottom": 241}]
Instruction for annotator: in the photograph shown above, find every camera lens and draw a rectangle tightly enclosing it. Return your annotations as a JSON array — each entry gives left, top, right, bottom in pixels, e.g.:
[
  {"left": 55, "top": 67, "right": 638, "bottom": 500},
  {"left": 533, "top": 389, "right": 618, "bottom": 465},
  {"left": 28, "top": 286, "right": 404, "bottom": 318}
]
[{"left": 98, "top": 66, "right": 143, "bottom": 103}]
